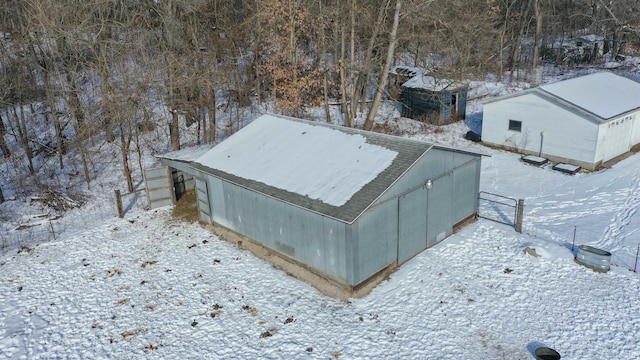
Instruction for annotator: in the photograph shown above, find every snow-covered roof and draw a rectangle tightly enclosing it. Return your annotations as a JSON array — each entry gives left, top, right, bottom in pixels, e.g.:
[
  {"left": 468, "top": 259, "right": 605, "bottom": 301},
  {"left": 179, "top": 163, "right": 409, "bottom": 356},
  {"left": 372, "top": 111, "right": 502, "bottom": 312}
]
[
  {"left": 539, "top": 72, "right": 640, "bottom": 119},
  {"left": 195, "top": 115, "right": 398, "bottom": 207},
  {"left": 402, "top": 75, "right": 467, "bottom": 92},
  {"left": 157, "top": 145, "right": 212, "bottom": 163},
  {"left": 191, "top": 114, "right": 435, "bottom": 223}
]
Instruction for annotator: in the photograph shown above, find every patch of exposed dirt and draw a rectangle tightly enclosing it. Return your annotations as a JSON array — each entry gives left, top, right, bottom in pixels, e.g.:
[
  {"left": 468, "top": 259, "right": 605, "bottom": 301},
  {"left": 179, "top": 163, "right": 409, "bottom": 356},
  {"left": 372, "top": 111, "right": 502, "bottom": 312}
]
[
  {"left": 172, "top": 190, "right": 199, "bottom": 223},
  {"left": 523, "top": 247, "right": 540, "bottom": 257}
]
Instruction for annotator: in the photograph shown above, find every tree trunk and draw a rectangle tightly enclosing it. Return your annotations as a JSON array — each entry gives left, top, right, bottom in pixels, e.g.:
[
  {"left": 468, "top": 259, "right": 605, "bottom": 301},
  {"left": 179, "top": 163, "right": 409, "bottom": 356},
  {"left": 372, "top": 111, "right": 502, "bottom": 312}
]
[
  {"left": 44, "top": 71, "right": 65, "bottom": 169},
  {"left": 134, "top": 115, "right": 145, "bottom": 186},
  {"left": 64, "top": 64, "right": 85, "bottom": 132},
  {"left": 509, "top": 0, "right": 531, "bottom": 82},
  {"left": 0, "top": 113, "right": 10, "bottom": 157},
  {"left": 12, "top": 105, "right": 35, "bottom": 174},
  {"left": 352, "top": 0, "right": 390, "bottom": 120},
  {"left": 170, "top": 110, "right": 180, "bottom": 151},
  {"left": 319, "top": 0, "right": 331, "bottom": 123},
  {"left": 531, "top": 0, "right": 543, "bottom": 86},
  {"left": 363, "top": 0, "right": 401, "bottom": 131},
  {"left": 165, "top": 55, "right": 182, "bottom": 150},
  {"left": 119, "top": 121, "right": 134, "bottom": 193},
  {"left": 498, "top": 1, "right": 514, "bottom": 82},
  {"left": 209, "top": 89, "right": 216, "bottom": 143},
  {"left": 68, "top": 106, "right": 92, "bottom": 189},
  {"left": 339, "top": 25, "right": 351, "bottom": 127}
]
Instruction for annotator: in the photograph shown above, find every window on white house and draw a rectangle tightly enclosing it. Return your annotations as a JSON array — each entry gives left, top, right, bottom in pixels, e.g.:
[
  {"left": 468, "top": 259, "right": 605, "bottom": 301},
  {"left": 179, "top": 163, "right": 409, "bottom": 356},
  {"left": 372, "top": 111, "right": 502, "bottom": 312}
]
[{"left": 508, "top": 120, "right": 522, "bottom": 132}]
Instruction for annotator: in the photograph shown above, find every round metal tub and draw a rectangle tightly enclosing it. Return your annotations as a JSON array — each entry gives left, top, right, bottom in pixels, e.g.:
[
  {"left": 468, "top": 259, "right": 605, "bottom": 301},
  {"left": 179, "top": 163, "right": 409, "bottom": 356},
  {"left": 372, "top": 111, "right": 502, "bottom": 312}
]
[
  {"left": 535, "top": 347, "right": 561, "bottom": 360},
  {"left": 575, "top": 245, "right": 611, "bottom": 272}
]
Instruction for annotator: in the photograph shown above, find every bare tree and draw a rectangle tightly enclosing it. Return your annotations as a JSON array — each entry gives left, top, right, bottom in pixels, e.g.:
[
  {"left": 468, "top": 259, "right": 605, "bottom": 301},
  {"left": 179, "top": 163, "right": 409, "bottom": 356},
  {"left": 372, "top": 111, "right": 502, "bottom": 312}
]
[
  {"left": 531, "top": 0, "right": 543, "bottom": 86},
  {"left": 363, "top": 0, "right": 400, "bottom": 131}
]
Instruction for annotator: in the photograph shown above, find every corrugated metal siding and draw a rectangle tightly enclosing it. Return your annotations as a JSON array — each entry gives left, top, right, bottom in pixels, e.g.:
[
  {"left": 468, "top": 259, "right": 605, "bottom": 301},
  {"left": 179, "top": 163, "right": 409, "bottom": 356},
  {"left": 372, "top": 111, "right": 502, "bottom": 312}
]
[
  {"left": 426, "top": 171, "right": 453, "bottom": 248},
  {"left": 482, "top": 92, "right": 599, "bottom": 164},
  {"left": 398, "top": 187, "right": 428, "bottom": 264},
  {"left": 373, "top": 147, "right": 478, "bottom": 206},
  {"left": 209, "top": 178, "right": 350, "bottom": 283},
  {"left": 195, "top": 178, "right": 211, "bottom": 224},
  {"left": 452, "top": 157, "right": 481, "bottom": 224},
  {"left": 364, "top": 149, "right": 480, "bottom": 272},
  {"left": 351, "top": 199, "right": 398, "bottom": 285},
  {"left": 208, "top": 177, "right": 228, "bottom": 227}
]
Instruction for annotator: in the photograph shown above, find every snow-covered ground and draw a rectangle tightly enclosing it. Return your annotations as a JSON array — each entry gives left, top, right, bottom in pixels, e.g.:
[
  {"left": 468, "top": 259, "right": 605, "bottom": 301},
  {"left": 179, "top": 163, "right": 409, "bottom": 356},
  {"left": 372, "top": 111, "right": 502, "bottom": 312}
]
[{"left": 2, "top": 70, "right": 640, "bottom": 359}]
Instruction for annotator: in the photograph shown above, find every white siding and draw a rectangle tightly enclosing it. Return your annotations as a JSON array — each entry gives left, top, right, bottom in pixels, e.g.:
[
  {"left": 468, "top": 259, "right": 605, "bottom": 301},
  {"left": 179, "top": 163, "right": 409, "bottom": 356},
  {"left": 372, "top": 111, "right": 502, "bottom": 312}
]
[
  {"left": 482, "top": 92, "right": 599, "bottom": 164},
  {"left": 629, "top": 113, "right": 640, "bottom": 147},
  {"left": 595, "top": 113, "right": 636, "bottom": 163}
]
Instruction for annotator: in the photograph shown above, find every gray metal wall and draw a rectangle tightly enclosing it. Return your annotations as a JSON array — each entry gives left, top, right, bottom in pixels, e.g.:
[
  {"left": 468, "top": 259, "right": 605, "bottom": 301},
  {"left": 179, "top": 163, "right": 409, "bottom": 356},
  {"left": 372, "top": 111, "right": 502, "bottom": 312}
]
[
  {"left": 205, "top": 176, "right": 351, "bottom": 284},
  {"left": 422, "top": 149, "right": 481, "bottom": 247},
  {"left": 349, "top": 199, "right": 399, "bottom": 285},
  {"left": 352, "top": 148, "right": 481, "bottom": 280}
]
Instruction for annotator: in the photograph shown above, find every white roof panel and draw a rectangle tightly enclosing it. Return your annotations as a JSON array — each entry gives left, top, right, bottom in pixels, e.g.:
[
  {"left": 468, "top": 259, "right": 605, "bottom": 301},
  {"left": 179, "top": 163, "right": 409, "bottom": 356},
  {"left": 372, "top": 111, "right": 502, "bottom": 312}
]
[
  {"left": 195, "top": 114, "right": 398, "bottom": 207},
  {"left": 158, "top": 146, "right": 212, "bottom": 163},
  {"left": 540, "top": 72, "right": 640, "bottom": 119}
]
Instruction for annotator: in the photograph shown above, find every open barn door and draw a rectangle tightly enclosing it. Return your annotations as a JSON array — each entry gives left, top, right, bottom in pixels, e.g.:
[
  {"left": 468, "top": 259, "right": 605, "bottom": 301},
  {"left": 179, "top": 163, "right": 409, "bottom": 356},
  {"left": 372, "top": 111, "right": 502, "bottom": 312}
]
[{"left": 144, "top": 166, "right": 175, "bottom": 209}]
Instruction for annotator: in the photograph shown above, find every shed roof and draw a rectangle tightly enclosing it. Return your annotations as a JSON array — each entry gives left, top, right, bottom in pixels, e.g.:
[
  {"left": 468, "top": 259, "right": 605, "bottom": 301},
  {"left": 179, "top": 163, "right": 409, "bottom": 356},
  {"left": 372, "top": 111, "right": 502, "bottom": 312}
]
[
  {"left": 402, "top": 75, "right": 467, "bottom": 92},
  {"left": 190, "top": 114, "right": 436, "bottom": 223},
  {"left": 538, "top": 72, "right": 640, "bottom": 119}
]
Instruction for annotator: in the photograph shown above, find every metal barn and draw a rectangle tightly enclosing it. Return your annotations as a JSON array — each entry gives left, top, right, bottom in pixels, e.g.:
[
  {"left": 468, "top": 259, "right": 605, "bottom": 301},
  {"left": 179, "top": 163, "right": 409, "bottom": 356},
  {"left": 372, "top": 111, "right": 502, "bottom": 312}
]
[
  {"left": 482, "top": 72, "right": 640, "bottom": 170},
  {"left": 159, "top": 114, "right": 482, "bottom": 297},
  {"left": 400, "top": 75, "right": 468, "bottom": 125}
]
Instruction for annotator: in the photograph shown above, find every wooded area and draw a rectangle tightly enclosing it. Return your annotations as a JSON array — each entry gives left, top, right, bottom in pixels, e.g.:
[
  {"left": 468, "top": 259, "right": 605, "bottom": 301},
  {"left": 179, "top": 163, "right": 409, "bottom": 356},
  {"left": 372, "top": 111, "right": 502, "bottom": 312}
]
[{"left": 0, "top": 0, "right": 639, "bottom": 196}]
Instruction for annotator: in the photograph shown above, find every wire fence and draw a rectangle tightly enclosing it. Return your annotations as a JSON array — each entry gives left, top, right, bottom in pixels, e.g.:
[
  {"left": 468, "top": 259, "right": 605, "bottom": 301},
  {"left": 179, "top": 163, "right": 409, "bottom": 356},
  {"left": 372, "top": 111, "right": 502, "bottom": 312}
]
[
  {"left": 0, "top": 187, "right": 150, "bottom": 255},
  {"left": 523, "top": 223, "right": 640, "bottom": 273}
]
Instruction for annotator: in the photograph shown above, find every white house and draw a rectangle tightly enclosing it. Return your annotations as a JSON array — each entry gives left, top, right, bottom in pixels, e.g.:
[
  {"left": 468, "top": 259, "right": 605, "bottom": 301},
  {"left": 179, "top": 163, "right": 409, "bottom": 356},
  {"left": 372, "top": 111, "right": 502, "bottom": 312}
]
[{"left": 481, "top": 72, "right": 640, "bottom": 170}]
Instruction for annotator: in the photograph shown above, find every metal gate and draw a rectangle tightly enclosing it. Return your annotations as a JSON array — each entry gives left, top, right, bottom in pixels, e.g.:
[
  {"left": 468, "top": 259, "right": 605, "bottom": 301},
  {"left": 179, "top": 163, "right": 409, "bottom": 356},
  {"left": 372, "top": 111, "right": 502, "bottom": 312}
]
[
  {"left": 144, "top": 166, "right": 175, "bottom": 209},
  {"left": 478, "top": 191, "right": 518, "bottom": 229}
]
